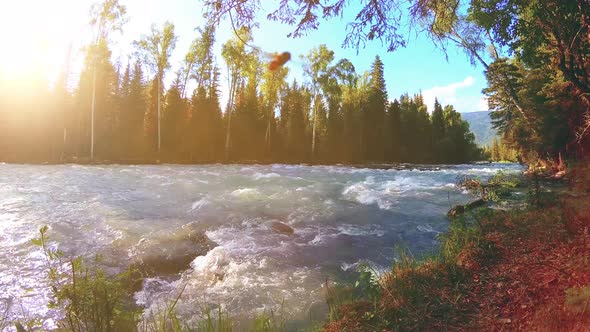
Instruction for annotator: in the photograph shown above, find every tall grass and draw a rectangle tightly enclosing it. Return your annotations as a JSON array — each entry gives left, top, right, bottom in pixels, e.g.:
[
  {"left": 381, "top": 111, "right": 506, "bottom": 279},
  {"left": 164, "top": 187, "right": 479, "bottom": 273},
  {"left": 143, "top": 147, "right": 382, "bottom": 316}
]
[{"left": 323, "top": 208, "right": 501, "bottom": 331}]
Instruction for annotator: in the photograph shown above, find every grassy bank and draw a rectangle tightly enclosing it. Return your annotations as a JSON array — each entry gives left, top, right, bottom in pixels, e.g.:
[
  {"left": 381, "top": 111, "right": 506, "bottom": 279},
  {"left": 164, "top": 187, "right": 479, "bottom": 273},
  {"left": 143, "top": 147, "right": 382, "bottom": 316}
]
[{"left": 324, "top": 164, "right": 590, "bottom": 331}]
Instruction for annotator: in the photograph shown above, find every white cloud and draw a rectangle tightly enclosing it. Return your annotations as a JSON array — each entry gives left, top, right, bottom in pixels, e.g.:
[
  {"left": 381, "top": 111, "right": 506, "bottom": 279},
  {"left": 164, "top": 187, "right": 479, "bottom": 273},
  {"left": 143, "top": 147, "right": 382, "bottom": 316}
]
[
  {"left": 477, "top": 96, "right": 489, "bottom": 112},
  {"left": 422, "top": 76, "right": 477, "bottom": 112}
]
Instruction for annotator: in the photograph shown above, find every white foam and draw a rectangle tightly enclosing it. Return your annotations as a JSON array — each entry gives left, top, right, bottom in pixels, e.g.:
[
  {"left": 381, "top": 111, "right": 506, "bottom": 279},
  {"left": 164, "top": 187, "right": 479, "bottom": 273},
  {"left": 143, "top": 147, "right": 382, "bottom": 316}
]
[
  {"left": 342, "top": 178, "right": 396, "bottom": 210},
  {"left": 337, "top": 225, "right": 385, "bottom": 237},
  {"left": 340, "top": 259, "right": 388, "bottom": 276},
  {"left": 190, "top": 246, "right": 230, "bottom": 283},
  {"left": 253, "top": 172, "right": 281, "bottom": 180},
  {"left": 417, "top": 225, "right": 440, "bottom": 234},
  {"left": 191, "top": 198, "right": 210, "bottom": 211},
  {"left": 230, "top": 188, "right": 261, "bottom": 199}
]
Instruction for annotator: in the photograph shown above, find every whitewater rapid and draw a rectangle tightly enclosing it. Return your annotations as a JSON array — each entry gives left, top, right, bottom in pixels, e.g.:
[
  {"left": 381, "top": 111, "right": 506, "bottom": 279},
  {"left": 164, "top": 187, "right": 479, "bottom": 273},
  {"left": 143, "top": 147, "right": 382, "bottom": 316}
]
[{"left": 0, "top": 163, "right": 523, "bottom": 327}]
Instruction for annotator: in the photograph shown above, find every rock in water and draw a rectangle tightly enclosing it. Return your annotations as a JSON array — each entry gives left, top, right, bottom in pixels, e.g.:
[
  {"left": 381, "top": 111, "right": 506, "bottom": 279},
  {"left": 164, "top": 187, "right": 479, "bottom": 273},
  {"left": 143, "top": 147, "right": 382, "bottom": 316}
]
[
  {"left": 125, "top": 223, "right": 217, "bottom": 291},
  {"left": 271, "top": 221, "right": 294, "bottom": 235}
]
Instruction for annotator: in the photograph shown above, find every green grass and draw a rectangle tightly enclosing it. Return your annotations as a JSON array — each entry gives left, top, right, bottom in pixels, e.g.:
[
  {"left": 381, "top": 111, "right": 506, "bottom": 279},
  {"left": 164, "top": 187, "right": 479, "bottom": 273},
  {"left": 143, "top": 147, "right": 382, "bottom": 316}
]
[
  {"left": 322, "top": 213, "right": 490, "bottom": 331},
  {"left": 321, "top": 170, "right": 571, "bottom": 331}
]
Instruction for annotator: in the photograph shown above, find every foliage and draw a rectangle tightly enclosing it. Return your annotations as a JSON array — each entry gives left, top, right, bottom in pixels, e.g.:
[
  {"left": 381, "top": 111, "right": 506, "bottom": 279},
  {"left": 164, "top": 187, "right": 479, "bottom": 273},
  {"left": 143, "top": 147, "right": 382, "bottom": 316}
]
[
  {"left": 460, "top": 171, "right": 520, "bottom": 202},
  {"left": 204, "top": 0, "right": 590, "bottom": 166},
  {"left": 323, "top": 175, "right": 582, "bottom": 331},
  {"left": 482, "top": 137, "right": 519, "bottom": 162},
  {"left": 89, "top": 0, "right": 127, "bottom": 42},
  {"left": 31, "top": 225, "right": 140, "bottom": 331},
  {"left": 324, "top": 237, "right": 479, "bottom": 331},
  {"left": 353, "top": 263, "right": 381, "bottom": 309},
  {"left": 134, "top": 22, "right": 178, "bottom": 80},
  {"left": 1, "top": 38, "right": 485, "bottom": 164},
  {"left": 525, "top": 170, "right": 560, "bottom": 209},
  {"left": 322, "top": 209, "right": 505, "bottom": 330}
]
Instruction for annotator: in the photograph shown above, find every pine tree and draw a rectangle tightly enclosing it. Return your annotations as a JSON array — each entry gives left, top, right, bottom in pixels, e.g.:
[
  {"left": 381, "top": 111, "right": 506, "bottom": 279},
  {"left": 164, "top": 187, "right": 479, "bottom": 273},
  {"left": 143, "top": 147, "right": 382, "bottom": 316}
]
[
  {"left": 491, "top": 137, "right": 500, "bottom": 161},
  {"left": 386, "top": 99, "right": 402, "bottom": 162},
  {"left": 365, "top": 55, "right": 388, "bottom": 161},
  {"left": 162, "top": 74, "right": 186, "bottom": 159},
  {"left": 120, "top": 61, "right": 147, "bottom": 158}
]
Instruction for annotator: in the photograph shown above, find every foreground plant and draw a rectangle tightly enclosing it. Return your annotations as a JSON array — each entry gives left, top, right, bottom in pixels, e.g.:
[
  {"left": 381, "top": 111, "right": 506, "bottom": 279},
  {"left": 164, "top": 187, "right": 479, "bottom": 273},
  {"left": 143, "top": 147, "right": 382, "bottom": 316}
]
[
  {"left": 31, "top": 226, "right": 140, "bottom": 332},
  {"left": 459, "top": 171, "right": 521, "bottom": 202},
  {"left": 28, "top": 226, "right": 312, "bottom": 332}
]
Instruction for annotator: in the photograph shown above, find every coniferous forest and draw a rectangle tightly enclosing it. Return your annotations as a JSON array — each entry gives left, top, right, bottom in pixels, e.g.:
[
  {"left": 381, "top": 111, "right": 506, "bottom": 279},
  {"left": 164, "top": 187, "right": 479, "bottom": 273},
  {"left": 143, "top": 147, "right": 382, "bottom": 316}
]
[
  {"left": 204, "top": 0, "right": 590, "bottom": 171},
  {"left": 0, "top": 9, "right": 481, "bottom": 165}
]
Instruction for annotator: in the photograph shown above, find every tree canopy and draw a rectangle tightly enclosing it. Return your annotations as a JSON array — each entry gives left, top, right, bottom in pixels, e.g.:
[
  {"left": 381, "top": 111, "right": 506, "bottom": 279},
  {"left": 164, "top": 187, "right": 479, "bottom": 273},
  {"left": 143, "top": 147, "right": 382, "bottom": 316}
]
[{"left": 204, "top": 0, "right": 590, "bottom": 166}]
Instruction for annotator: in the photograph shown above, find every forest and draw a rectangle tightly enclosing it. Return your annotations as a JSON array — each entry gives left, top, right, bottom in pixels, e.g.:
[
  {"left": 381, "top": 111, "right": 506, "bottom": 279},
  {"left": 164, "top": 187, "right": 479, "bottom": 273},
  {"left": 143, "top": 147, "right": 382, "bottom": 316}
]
[
  {"left": 202, "top": 0, "right": 590, "bottom": 170},
  {"left": 0, "top": 3, "right": 481, "bottom": 165}
]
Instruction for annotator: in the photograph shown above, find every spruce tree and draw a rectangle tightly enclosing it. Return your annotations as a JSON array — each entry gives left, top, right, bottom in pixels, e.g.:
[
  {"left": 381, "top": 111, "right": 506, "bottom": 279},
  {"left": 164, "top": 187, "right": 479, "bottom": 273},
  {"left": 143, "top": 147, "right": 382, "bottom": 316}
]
[{"left": 366, "top": 55, "right": 387, "bottom": 162}]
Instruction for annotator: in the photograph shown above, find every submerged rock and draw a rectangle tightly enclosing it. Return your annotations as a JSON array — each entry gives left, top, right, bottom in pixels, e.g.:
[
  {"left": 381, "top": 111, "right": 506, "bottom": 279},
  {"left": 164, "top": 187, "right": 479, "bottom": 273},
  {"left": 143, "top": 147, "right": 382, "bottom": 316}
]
[
  {"left": 271, "top": 221, "right": 294, "bottom": 235},
  {"left": 133, "top": 224, "right": 216, "bottom": 275},
  {"left": 125, "top": 223, "right": 217, "bottom": 291}
]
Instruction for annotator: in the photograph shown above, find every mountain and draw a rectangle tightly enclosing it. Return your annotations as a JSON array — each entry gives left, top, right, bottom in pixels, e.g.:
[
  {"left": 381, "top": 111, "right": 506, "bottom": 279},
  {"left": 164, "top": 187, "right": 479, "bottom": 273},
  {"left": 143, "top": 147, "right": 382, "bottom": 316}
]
[{"left": 461, "top": 111, "right": 498, "bottom": 147}]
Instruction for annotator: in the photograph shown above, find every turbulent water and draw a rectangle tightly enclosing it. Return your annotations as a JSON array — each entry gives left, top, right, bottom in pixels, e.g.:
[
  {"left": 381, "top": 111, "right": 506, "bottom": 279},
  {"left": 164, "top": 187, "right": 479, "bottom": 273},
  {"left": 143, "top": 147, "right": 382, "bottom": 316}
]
[{"left": 0, "top": 163, "right": 523, "bottom": 328}]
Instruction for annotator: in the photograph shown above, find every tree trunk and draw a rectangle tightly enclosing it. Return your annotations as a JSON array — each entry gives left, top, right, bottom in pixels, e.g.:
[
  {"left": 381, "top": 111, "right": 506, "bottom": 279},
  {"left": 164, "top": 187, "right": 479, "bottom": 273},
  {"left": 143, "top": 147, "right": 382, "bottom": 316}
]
[{"left": 90, "top": 65, "right": 97, "bottom": 161}]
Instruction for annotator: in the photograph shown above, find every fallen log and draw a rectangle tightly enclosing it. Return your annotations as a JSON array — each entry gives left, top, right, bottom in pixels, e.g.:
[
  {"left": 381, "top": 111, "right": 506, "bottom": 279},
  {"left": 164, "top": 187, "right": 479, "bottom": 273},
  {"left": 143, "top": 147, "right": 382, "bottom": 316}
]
[{"left": 447, "top": 198, "right": 486, "bottom": 219}]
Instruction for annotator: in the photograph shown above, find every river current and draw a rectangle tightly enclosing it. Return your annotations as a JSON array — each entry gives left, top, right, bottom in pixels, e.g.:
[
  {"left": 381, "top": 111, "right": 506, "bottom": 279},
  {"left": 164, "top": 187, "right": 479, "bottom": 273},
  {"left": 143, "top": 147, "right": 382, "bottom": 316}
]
[{"left": 0, "top": 163, "right": 523, "bottom": 328}]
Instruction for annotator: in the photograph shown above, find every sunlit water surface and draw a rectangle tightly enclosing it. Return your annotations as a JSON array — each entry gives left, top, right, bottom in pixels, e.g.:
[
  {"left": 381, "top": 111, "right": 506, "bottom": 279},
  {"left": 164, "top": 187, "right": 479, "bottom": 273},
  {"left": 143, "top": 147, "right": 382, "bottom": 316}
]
[{"left": 0, "top": 163, "right": 523, "bottom": 328}]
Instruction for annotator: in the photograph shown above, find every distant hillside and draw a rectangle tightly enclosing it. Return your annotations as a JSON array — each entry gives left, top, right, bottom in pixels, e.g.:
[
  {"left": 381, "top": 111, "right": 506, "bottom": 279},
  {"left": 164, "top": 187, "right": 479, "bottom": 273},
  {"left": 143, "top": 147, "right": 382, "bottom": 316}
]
[{"left": 461, "top": 111, "right": 498, "bottom": 147}]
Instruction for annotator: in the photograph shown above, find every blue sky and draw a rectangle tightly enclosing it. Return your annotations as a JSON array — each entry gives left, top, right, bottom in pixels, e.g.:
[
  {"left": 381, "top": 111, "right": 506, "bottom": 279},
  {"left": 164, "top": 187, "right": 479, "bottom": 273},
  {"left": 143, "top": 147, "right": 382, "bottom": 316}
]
[
  {"left": 116, "top": 0, "right": 489, "bottom": 113},
  {"left": 1, "top": 0, "right": 490, "bottom": 113}
]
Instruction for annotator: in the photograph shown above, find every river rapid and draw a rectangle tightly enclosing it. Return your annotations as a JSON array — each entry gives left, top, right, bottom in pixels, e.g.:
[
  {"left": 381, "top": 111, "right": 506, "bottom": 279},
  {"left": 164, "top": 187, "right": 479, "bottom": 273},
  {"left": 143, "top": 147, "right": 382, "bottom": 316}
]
[{"left": 0, "top": 163, "right": 523, "bottom": 328}]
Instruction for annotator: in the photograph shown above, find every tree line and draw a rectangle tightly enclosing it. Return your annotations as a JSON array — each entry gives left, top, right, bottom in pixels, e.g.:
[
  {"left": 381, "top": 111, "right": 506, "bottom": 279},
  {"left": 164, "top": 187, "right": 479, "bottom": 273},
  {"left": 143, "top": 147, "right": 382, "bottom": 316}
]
[
  {"left": 482, "top": 138, "right": 519, "bottom": 163},
  {"left": 0, "top": 0, "right": 482, "bottom": 165},
  {"left": 208, "top": 0, "right": 590, "bottom": 169}
]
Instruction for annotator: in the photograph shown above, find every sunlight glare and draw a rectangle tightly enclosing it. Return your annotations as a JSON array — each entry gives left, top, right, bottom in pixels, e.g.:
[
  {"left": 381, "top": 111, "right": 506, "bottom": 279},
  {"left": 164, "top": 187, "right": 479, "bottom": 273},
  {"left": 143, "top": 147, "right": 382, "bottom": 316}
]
[{"left": 0, "top": 0, "right": 91, "bottom": 86}]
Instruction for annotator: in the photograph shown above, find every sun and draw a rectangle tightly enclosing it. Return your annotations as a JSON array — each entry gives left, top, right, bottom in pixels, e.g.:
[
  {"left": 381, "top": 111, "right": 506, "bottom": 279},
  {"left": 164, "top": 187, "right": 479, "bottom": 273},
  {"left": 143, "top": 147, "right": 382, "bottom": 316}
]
[{"left": 0, "top": 0, "right": 91, "bottom": 87}]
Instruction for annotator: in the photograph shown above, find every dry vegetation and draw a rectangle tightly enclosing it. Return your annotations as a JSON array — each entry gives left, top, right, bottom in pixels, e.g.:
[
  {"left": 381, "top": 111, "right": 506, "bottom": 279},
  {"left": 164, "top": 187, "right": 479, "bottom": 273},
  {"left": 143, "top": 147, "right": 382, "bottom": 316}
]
[{"left": 324, "top": 163, "right": 590, "bottom": 331}]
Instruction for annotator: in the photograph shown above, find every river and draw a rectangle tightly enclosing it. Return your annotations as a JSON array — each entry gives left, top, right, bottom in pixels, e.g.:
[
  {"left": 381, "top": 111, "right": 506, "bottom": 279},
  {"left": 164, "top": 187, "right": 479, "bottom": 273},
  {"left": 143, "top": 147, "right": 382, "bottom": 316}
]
[{"left": 0, "top": 163, "right": 523, "bottom": 328}]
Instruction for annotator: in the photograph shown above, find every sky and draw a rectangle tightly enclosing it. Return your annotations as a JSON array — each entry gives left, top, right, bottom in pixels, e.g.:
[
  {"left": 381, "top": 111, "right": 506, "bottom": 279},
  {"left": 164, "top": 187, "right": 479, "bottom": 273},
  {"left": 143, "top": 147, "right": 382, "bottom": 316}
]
[{"left": 0, "top": 0, "right": 490, "bottom": 113}]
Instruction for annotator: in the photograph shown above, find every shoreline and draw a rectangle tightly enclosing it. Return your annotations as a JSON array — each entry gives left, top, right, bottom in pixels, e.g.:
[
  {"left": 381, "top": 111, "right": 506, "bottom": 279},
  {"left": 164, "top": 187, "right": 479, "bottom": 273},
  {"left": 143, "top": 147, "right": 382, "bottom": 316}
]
[
  {"left": 324, "top": 164, "right": 590, "bottom": 331},
  {"left": 0, "top": 159, "right": 504, "bottom": 170}
]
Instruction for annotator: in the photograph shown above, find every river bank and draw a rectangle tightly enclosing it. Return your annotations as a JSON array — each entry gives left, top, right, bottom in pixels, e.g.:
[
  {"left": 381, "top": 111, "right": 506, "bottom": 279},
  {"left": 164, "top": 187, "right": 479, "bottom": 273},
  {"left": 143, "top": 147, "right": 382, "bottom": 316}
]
[
  {"left": 0, "top": 157, "right": 495, "bottom": 171},
  {"left": 324, "top": 162, "right": 590, "bottom": 331}
]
